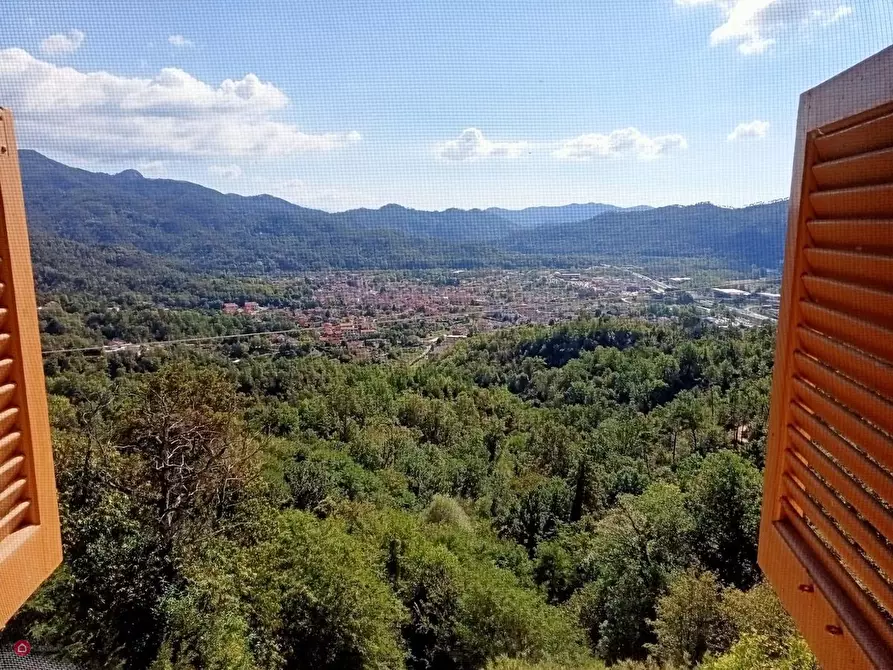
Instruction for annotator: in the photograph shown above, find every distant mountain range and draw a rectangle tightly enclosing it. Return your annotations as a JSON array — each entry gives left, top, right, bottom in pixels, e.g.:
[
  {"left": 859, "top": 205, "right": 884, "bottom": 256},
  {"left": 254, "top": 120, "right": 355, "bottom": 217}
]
[
  {"left": 20, "top": 150, "right": 787, "bottom": 280},
  {"left": 488, "top": 203, "right": 653, "bottom": 228},
  {"left": 507, "top": 201, "right": 787, "bottom": 269}
]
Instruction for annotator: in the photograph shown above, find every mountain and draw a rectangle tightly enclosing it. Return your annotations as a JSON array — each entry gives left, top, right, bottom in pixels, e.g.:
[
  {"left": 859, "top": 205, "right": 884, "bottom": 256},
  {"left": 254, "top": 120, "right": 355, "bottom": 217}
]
[
  {"left": 487, "top": 203, "right": 652, "bottom": 228},
  {"left": 331, "top": 204, "right": 520, "bottom": 243},
  {"left": 20, "top": 150, "right": 518, "bottom": 273},
  {"left": 20, "top": 150, "right": 787, "bottom": 280},
  {"left": 506, "top": 201, "right": 788, "bottom": 268}
]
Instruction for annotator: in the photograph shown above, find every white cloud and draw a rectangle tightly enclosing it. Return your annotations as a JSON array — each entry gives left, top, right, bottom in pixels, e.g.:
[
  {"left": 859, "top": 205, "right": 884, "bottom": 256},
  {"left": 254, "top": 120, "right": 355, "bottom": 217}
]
[
  {"left": 208, "top": 164, "right": 242, "bottom": 179},
  {"left": 815, "top": 4, "right": 853, "bottom": 24},
  {"left": 0, "top": 48, "right": 361, "bottom": 160},
  {"left": 39, "top": 29, "right": 85, "bottom": 56},
  {"left": 728, "top": 119, "right": 770, "bottom": 141},
  {"left": 279, "top": 178, "right": 306, "bottom": 192},
  {"left": 554, "top": 128, "right": 688, "bottom": 160},
  {"left": 136, "top": 160, "right": 169, "bottom": 178},
  {"left": 271, "top": 178, "right": 370, "bottom": 211},
  {"left": 168, "top": 35, "right": 195, "bottom": 48},
  {"left": 677, "top": 0, "right": 853, "bottom": 54},
  {"left": 437, "top": 128, "right": 529, "bottom": 161}
]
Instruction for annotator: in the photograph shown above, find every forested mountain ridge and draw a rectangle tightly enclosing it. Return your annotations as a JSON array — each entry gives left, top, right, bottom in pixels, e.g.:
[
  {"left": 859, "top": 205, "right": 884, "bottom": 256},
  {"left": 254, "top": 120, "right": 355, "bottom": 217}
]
[
  {"left": 21, "top": 150, "right": 515, "bottom": 273},
  {"left": 21, "top": 150, "right": 787, "bottom": 274},
  {"left": 507, "top": 201, "right": 788, "bottom": 269}
]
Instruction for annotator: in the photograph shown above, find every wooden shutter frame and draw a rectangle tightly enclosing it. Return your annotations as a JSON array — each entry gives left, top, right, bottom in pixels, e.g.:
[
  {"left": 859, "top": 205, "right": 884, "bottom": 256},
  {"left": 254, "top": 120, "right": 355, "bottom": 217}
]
[
  {"left": 759, "top": 47, "right": 893, "bottom": 669},
  {"left": 0, "top": 109, "right": 62, "bottom": 627}
]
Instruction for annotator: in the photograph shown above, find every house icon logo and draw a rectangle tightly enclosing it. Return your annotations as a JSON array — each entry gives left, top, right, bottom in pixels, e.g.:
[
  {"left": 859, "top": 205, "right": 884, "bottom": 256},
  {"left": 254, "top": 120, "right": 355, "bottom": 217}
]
[{"left": 13, "top": 640, "right": 30, "bottom": 657}]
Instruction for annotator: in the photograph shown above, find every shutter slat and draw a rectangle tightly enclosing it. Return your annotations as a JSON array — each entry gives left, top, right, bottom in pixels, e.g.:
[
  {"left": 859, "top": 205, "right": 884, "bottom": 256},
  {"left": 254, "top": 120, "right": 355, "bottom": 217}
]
[
  {"left": 814, "top": 109, "right": 893, "bottom": 161},
  {"left": 797, "top": 326, "right": 893, "bottom": 398},
  {"left": 777, "top": 509, "right": 893, "bottom": 669},
  {"left": 781, "top": 478, "right": 893, "bottom": 636},
  {"left": 807, "top": 219, "right": 893, "bottom": 251},
  {"left": 0, "top": 358, "right": 12, "bottom": 385},
  {"left": 782, "top": 458, "right": 893, "bottom": 607},
  {"left": 795, "top": 352, "right": 893, "bottom": 436},
  {"left": 0, "top": 431, "right": 20, "bottom": 463},
  {"left": 0, "top": 407, "right": 18, "bottom": 436},
  {"left": 810, "top": 183, "right": 893, "bottom": 219},
  {"left": 813, "top": 146, "right": 893, "bottom": 189},
  {"left": 0, "top": 500, "right": 29, "bottom": 543},
  {"left": 788, "top": 426, "right": 893, "bottom": 541},
  {"left": 0, "top": 384, "right": 15, "bottom": 411},
  {"left": 792, "top": 378, "right": 893, "bottom": 474},
  {"left": 800, "top": 300, "right": 893, "bottom": 363},
  {"left": 801, "top": 275, "right": 893, "bottom": 332},
  {"left": 791, "top": 403, "right": 893, "bottom": 506},
  {"left": 0, "top": 454, "right": 23, "bottom": 492},
  {"left": 0, "top": 308, "right": 7, "bottom": 329},
  {"left": 805, "top": 248, "right": 893, "bottom": 291},
  {"left": 0, "top": 477, "right": 25, "bottom": 519}
]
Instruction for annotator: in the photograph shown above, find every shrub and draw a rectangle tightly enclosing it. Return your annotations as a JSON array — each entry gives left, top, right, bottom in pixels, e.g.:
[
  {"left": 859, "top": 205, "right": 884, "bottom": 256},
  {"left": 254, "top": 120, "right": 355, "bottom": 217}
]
[{"left": 423, "top": 494, "right": 472, "bottom": 530}]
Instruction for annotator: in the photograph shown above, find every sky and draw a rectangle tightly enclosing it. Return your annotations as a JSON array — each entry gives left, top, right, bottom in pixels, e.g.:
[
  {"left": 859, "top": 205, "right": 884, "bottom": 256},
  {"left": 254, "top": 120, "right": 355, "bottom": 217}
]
[{"left": 1, "top": 0, "right": 891, "bottom": 212}]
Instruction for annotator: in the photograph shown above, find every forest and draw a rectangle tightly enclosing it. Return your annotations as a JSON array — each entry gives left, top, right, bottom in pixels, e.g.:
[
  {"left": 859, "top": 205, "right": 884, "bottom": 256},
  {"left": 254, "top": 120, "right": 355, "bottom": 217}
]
[{"left": 2, "top": 315, "right": 816, "bottom": 670}]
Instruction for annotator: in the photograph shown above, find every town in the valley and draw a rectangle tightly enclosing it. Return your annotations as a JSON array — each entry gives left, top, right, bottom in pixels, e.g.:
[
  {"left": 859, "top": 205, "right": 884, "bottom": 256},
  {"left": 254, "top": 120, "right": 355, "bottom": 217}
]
[{"left": 200, "top": 266, "right": 782, "bottom": 362}]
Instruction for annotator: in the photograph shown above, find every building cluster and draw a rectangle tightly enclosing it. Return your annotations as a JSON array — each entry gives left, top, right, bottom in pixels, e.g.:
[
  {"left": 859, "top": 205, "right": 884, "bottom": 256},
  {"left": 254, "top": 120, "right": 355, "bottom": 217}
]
[
  {"left": 222, "top": 301, "right": 260, "bottom": 315},
  {"left": 707, "top": 287, "right": 781, "bottom": 316},
  {"left": 218, "top": 269, "right": 782, "bottom": 359},
  {"left": 319, "top": 317, "right": 378, "bottom": 344}
]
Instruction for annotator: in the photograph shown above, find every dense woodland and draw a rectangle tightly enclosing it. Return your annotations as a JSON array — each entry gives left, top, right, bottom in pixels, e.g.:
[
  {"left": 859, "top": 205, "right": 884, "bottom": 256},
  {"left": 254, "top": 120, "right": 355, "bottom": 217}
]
[{"left": 3, "top": 315, "right": 816, "bottom": 670}]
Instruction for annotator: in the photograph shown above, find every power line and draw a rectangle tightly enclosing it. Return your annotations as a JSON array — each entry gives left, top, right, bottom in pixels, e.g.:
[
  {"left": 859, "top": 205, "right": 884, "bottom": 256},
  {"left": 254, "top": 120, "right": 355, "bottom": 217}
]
[
  {"left": 40, "top": 301, "right": 577, "bottom": 357},
  {"left": 42, "top": 327, "right": 312, "bottom": 355},
  {"left": 40, "top": 308, "right": 491, "bottom": 356}
]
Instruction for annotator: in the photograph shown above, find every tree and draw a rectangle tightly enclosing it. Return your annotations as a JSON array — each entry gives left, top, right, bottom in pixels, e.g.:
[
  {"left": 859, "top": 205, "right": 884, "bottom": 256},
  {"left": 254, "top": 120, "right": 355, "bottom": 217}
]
[
  {"left": 502, "top": 478, "right": 572, "bottom": 556},
  {"left": 246, "top": 511, "right": 407, "bottom": 670},
  {"left": 719, "top": 582, "right": 803, "bottom": 657},
  {"left": 650, "top": 569, "right": 728, "bottom": 667},
  {"left": 671, "top": 390, "right": 707, "bottom": 457},
  {"left": 574, "top": 483, "right": 694, "bottom": 662},
  {"left": 688, "top": 451, "right": 762, "bottom": 588},
  {"left": 533, "top": 526, "right": 598, "bottom": 604},
  {"left": 368, "top": 509, "right": 589, "bottom": 670},
  {"left": 700, "top": 634, "right": 816, "bottom": 670},
  {"left": 117, "top": 364, "right": 260, "bottom": 545}
]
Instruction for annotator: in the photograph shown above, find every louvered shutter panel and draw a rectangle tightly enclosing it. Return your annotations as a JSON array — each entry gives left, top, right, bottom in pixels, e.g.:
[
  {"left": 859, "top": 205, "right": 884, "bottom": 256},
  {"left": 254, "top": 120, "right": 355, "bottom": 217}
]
[
  {"left": 0, "top": 109, "right": 62, "bottom": 627},
  {"left": 759, "top": 47, "right": 893, "bottom": 669}
]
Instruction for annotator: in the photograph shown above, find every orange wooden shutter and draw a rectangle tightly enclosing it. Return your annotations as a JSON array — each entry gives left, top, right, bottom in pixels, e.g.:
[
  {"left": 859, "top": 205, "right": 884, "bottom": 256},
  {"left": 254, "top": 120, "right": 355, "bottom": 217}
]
[
  {"left": 759, "top": 47, "right": 893, "bottom": 669},
  {"left": 0, "top": 109, "right": 62, "bottom": 626}
]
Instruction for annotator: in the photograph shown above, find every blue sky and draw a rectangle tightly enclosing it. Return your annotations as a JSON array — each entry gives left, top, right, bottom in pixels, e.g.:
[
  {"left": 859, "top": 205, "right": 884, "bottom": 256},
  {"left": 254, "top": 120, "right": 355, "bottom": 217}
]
[{"left": 2, "top": 0, "right": 891, "bottom": 211}]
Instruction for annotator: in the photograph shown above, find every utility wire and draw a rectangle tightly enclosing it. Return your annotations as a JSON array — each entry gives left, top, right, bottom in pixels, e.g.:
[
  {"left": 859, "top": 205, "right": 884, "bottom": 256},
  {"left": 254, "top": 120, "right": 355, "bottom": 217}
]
[
  {"left": 40, "top": 307, "right": 498, "bottom": 356},
  {"left": 41, "top": 327, "right": 311, "bottom": 355}
]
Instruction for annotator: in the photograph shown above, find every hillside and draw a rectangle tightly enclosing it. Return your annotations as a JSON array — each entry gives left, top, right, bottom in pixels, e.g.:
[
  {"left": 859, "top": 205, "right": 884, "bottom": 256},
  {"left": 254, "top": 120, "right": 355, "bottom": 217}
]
[
  {"left": 21, "top": 150, "right": 787, "bottom": 276},
  {"left": 506, "top": 201, "right": 787, "bottom": 269},
  {"left": 20, "top": 150, "right": 516, "bottom": 273}
]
